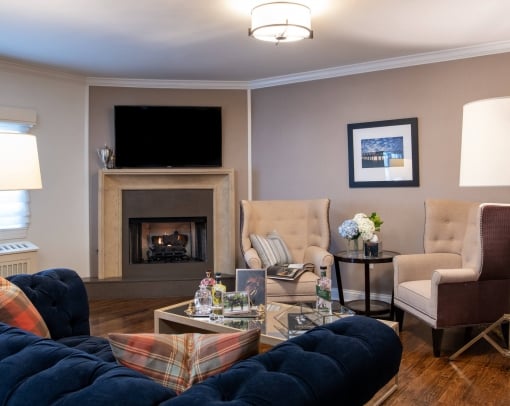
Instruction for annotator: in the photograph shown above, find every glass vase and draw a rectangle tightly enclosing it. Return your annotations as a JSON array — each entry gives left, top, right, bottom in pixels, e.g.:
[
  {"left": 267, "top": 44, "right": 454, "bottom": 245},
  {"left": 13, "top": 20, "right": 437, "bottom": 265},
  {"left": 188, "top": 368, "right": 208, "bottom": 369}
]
[{"left": 347, "top": 238, "right": 360, "bottom": 254}]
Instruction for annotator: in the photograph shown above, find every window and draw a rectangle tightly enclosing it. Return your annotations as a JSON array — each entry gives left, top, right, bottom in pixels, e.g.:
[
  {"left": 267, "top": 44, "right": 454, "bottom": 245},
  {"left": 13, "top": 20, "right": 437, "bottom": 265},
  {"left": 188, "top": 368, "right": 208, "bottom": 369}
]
[
  {"left": 0, "top": 190, "right": 31, "bottom": 240},
  {"left": 0, "top": 107, "right": 38, "bottom": 241}
]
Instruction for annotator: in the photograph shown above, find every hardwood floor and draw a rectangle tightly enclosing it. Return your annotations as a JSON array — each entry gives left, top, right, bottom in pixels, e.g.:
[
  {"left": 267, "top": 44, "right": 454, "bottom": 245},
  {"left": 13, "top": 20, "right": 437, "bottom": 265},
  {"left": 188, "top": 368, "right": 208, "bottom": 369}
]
[{"left": 89, "top": 299, "right": 510, "bottom": 405}]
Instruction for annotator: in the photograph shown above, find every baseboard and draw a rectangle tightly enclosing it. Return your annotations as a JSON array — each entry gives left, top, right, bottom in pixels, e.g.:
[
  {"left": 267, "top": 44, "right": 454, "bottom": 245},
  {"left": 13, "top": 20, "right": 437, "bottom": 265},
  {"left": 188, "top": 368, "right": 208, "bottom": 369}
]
[
  {"left": 83, "top": 276, "right": 235, "bottom": 300},
  {"left": 84, "top": 278, "right": 390, "bottom": 303}
]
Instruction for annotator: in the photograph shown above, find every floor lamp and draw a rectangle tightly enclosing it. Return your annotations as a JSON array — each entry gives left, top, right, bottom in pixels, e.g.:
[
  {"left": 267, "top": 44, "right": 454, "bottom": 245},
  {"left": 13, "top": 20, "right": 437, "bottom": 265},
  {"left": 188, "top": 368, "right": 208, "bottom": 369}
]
[
  {"left": 451, "top": 96, "right": 510, "bottom": 360},
  {"left": 0, "top": 132, "right": 42, "bottom": 190}
]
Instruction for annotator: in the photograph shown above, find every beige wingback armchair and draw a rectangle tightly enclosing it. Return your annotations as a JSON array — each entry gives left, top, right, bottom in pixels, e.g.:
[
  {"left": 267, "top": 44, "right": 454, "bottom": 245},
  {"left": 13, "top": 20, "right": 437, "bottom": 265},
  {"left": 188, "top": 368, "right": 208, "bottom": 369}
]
[
  {"left": 240, "top": 199, "right": 334, "bottom": 303},
  {"left": 393, "top": 199, "right": 510, "bottom": 356}
]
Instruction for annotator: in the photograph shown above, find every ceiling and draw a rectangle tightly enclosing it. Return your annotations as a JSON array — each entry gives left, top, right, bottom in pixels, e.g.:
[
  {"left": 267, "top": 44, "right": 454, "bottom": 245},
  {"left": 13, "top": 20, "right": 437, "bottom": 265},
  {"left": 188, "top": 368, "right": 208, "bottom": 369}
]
[{"left": 1, "top": 0, "right": 510, "bottom": 87}]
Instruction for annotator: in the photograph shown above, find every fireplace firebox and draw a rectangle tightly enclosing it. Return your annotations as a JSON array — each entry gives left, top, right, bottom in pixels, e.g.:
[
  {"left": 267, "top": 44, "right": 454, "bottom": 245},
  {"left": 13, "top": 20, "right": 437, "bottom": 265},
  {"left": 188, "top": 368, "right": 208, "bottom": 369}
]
[
  {"left": 122, "top": 188, "right": 213, "bottom": 280},
  {"left": 129, "top": 217, "right": 207, "bottom": 264}
]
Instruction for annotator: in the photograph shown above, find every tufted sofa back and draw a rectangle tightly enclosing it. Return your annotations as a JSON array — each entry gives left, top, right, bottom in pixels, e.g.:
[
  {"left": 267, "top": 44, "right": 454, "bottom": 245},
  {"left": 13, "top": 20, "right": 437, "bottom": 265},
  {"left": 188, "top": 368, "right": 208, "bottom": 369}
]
[
  {"left": 240, "top": 199, "right": 330, "bottom": 264},
  {"left": 7, "top": 268, "right": 90, "bottom": 339}
]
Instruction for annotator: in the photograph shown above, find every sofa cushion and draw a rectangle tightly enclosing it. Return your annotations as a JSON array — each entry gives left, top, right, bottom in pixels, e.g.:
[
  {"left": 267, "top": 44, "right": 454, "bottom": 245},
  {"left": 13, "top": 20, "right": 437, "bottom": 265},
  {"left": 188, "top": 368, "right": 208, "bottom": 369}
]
[
  {"left": 109, "top": 329, "right": 260, "bottom": 394},
  {"left": 0, "top": 323, "right": 176, "bottom": 405},
  {"left": 0, "top": 277, "right": 50, "bottom": 338},
  {"left": 58, "top": 335, "right": 116, "bottom": 362},
  {"left": 7, "top": 268, "right": 91, "bottom": 339},
  {"left": 249, "top": 231, "right": 292, "bottom": 267},
  {"left": 164, "top": 316, "right": 402, "bottom": 406}
]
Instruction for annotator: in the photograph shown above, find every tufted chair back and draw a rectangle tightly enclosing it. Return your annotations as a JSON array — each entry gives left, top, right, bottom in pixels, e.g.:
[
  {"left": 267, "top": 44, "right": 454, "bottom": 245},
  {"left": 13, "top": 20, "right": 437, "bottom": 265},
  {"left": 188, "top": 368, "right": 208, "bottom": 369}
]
[
  {"left": 240, "top": 199, "right": 333, "bottom": 303},
  {"left": 240, "top": 199, "right": 330, "bottom": 265},
  {"left": 423, "top": 198, "right": 479, "bottom": 255},
  {"left": 7, "top": 268, "right": 90, "bottom": 339}
]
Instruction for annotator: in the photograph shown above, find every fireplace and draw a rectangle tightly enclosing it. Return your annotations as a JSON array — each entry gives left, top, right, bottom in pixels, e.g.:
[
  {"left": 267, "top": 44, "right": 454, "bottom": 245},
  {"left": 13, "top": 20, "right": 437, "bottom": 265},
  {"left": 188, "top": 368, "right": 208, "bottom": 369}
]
[
  {"left": 98, "top": 168, "right": 235, "bottom": 281},
  {"left": 122, "top": 188, "right": 213, "bottom": 279}
]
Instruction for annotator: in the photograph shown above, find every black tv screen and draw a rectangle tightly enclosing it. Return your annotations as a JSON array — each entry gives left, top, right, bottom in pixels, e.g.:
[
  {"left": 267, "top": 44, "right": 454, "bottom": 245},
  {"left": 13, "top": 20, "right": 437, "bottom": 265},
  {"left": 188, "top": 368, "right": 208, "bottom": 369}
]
[{"left": 114, "top": 105, "right": 222, "bottom": 168}]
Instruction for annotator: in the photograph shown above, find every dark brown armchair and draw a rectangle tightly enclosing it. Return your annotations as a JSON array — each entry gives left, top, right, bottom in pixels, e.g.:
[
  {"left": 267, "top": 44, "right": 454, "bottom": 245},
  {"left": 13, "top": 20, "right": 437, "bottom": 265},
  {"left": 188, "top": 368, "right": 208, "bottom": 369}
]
[{"left": 393, "top": 199, "right": 510, "bottom": 357}]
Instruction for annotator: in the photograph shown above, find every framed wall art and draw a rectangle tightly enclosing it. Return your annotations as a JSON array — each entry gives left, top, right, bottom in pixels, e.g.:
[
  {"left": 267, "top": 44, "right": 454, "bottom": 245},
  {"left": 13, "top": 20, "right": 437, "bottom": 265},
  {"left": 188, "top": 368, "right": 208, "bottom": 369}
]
[
  {"left": 347, "top": 117, "right": 419, "bottom": 188},
  {"left": 235, "top": 268, "right": 267, "bottom": 308}
]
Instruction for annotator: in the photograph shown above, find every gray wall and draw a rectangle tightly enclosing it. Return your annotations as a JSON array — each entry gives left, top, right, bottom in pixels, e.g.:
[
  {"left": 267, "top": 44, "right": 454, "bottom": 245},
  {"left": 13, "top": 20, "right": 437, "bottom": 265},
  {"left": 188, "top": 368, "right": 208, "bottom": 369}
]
[
  {"left": 251, "top": 53, "right": 510, "bottom": 298},
  {"left": 2, "top": 51, "right": 509, "bottom": 300}
]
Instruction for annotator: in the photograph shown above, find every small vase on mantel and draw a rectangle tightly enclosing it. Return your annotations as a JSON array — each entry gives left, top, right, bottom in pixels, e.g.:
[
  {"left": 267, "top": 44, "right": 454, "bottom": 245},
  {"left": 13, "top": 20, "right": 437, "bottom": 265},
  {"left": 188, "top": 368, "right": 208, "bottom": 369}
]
[{"left": 347, "top": 238, "right": 360, "bottom": 254}]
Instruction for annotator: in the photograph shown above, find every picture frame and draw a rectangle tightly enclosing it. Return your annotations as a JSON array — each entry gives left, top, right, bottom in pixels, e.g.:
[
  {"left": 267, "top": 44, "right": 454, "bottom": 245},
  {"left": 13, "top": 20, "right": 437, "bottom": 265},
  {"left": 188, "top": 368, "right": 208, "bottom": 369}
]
[
  {"left": 235, "top": 268, "right": 267, "bottom": 308},
  {"left": 347, "top": 117, "right": 419, "bottom": 188},
  {"left": 222, "top": 291, "right": 252, "bottom": 317}
]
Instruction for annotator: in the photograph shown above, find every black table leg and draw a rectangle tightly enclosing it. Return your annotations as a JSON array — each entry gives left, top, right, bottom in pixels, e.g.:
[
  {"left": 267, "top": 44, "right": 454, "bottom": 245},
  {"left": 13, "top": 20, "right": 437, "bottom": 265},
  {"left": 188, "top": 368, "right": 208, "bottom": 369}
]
[
  {"left": 334, "top": 257, "right": 345, "bottom": 305},
  {"left": 364, "top": 262, "right": 371, "bottom": 316}
]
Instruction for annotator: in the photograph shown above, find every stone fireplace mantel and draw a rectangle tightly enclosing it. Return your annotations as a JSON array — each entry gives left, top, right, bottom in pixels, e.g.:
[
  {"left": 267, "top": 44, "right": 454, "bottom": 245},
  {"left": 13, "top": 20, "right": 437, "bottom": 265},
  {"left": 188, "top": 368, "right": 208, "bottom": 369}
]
[{"left": 98, "top": 168, "right": 235, "bottom": 280}]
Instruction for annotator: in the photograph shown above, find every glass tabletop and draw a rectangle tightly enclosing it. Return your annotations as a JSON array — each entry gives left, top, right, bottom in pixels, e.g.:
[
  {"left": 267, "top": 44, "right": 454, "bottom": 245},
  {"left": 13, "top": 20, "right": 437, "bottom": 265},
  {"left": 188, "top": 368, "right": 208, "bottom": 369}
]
[
  {"left": 335, "top": 250, "right": 400, "bottom": 263},
  {"left": 161, "top": 300, "right": 355, "bottom": 341}
]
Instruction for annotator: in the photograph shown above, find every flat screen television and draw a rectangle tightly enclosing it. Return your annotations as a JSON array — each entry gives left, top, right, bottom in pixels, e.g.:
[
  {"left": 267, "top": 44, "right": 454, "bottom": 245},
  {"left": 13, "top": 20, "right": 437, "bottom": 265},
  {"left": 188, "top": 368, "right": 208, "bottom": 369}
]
[{"left": 114, "top": 105, "right": 222, "bottom": 168}]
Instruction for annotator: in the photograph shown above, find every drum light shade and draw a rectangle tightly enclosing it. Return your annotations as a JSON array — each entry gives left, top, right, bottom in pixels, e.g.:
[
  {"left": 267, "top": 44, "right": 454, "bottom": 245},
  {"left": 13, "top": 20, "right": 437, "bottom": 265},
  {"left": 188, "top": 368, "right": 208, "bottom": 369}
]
[
  {"left": 249, "top": 2, "right": 313, "bottom": 43},
  {"left": 0, "top": 132, "right": 42, "bottom": 190},
  {"left": 459, "top": 97, "right": 510, "bottom": 187}
]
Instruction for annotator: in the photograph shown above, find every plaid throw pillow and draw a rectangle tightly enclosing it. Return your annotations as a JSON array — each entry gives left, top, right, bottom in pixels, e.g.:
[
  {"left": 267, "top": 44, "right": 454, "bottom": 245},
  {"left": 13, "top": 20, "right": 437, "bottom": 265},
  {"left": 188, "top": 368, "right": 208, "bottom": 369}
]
[
  {"left": 0, "top": 277, "right": 51, "bottom": 338},
  {"left": 108, "top": 329, "right": 260, "bottom": 394},
  {"left": 250, "top": 231, "right": 292, "bottom": 268}
]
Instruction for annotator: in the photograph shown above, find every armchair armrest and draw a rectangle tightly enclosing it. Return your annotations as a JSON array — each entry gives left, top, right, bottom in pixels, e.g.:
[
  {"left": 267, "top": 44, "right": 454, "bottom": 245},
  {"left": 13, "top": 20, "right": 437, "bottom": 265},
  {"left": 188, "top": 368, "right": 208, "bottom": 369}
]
[
  {"left": 243, "top": 248, "right": 262, "bottom": 269},
  {"left": 393, "top": 253, "right": 461, "bottom": 284},
  {"left": 431, "top": 268, "right": 479, "bottom": 285},
  {"left": 303, "top": 246, "right": 334, "bottom": 278}
]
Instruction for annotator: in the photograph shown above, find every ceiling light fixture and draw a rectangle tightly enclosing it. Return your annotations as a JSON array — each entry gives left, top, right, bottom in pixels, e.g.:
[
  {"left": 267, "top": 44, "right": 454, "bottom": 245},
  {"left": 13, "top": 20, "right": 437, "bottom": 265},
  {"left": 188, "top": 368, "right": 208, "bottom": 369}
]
[{"left": 249, "top": 2, "right": 313, "bottom": 43}]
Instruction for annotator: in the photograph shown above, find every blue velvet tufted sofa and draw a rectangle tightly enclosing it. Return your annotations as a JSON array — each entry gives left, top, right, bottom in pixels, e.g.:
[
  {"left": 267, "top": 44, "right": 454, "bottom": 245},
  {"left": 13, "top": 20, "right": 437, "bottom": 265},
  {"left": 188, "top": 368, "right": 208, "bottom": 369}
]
[{"left": 0, "top": 268, "right": 402, "bottom": 405}]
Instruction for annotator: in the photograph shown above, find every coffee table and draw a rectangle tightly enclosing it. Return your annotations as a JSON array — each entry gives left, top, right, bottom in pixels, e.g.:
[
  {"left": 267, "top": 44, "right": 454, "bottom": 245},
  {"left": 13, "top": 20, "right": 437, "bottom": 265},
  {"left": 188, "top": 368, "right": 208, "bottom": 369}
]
[
  {"left": 154, "top": 300, "right": 398, "bottom": 345},
  {"left": 154, "top": 300, "right": 399, "bottom": 405},
  {"left": 155, "top": 300, "right": 325, "bottom": 346}
]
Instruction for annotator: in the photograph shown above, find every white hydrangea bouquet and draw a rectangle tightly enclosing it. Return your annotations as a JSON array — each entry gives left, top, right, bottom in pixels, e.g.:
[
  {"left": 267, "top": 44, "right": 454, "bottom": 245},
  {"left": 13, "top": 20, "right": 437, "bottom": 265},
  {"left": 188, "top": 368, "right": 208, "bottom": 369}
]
[{"left": 338, "top": 212, "right": 383, "bottom": 243}]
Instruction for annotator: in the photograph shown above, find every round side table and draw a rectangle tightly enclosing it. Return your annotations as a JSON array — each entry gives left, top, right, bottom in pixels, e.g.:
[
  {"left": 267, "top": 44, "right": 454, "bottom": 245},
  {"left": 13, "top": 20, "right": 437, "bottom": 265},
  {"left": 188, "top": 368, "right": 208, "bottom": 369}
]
[{"left": 334, "top": 250, "right": 399, "bottom": 317}]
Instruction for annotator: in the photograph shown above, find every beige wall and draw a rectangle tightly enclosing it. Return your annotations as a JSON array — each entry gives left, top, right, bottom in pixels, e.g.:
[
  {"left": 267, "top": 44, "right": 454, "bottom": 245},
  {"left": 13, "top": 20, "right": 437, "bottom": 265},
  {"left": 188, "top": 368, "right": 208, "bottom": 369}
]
[
  {"left": 251, "top": 53, "right": 510, "bottom": 299},
  {"left": 0, "top": 61, "right": 89, "bottom": 275},
  {"left": 88, "top": 86, "right": 249, "bottom": 277}
]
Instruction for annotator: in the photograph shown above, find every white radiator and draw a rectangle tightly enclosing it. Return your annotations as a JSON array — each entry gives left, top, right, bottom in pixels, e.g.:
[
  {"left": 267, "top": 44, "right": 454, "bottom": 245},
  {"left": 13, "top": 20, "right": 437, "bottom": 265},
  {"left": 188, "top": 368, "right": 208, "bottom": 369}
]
[{"left": 0, "top": 241, "right": 39, "bottom": 277}]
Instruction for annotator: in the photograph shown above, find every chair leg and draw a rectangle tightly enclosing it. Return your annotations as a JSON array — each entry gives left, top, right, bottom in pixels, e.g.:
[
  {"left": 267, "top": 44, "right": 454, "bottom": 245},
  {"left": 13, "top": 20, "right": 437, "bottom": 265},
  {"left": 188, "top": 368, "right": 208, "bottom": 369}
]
[
  {"left": 432, "top": 328, "right": 443, "bottom": 357},
  {"left": 464, "top": 326, "right": 473, "bottom": 342},
  {"left": 395, "top": 307, "right": 404, "bottom": 332},
  {"left": 501, "top": 320, "right": 509, "bottom": 346}
]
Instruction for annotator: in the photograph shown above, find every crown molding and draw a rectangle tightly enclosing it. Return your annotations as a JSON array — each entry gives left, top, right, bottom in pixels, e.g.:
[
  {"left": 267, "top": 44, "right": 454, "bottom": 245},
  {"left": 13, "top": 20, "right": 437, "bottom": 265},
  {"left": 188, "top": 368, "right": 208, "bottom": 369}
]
[
  {"left": 249, "top": 40, "right": 510, "bottom": 89},
  {"left": 4, "top": 40, "right": 510, "bottom": 91},
  {"left": 0, "top": 58, "right": 85, "bottom": 83},
  {"left": 87, "top": 77, "right": 250, "bottom": 90}
]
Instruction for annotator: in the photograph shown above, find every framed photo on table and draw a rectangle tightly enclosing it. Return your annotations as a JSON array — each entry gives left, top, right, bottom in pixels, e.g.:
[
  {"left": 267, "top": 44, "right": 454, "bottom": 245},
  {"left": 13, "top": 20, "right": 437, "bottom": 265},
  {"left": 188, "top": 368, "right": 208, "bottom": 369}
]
[
  {"left": 347, "top": 117, "right": 419, "bottom": 188},
  {"left": 235, "top": 269, "right": 267, "bottom": 308}
]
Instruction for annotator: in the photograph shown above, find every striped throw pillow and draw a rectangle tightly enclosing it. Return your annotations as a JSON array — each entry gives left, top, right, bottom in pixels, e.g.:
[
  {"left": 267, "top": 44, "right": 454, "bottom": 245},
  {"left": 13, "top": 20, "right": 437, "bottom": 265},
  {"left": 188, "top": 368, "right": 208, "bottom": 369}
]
[
  {"left": 250, "top": 231, "right": 293, "bottom": 268},
  {"left": 0, "top": 277, "right": 51, "bottom": 338},
  {"left": 108, "top": 328, "right": 260, "bottom": 394}
]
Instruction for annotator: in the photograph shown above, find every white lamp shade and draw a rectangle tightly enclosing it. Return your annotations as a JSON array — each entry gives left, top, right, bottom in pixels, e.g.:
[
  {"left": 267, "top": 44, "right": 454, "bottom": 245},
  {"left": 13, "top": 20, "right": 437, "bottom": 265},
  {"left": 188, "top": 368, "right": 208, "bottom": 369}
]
[
  {"left": 459, "top": 97, "right": 510, "bottom": 186},
  {"left": 250, "top": 2, "right": 312, "bottom": 42},
  {"left": 0, "top": 132, "right": 42, "bottom": 190}
]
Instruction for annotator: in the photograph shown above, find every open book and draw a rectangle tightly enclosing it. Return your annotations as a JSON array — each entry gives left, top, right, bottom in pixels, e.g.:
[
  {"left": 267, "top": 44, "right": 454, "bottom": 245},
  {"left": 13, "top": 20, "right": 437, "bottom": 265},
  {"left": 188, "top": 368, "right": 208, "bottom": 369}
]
[{"left": 266, "top": 263, "right": 314, "bottom": 281}]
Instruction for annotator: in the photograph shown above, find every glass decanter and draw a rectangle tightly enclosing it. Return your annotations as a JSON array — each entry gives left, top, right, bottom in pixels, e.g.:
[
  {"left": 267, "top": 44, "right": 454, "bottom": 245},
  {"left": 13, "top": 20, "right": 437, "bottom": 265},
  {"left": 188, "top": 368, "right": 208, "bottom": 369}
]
[{"left": 194, "top": 284, "right": 213, "bottom": 315}]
